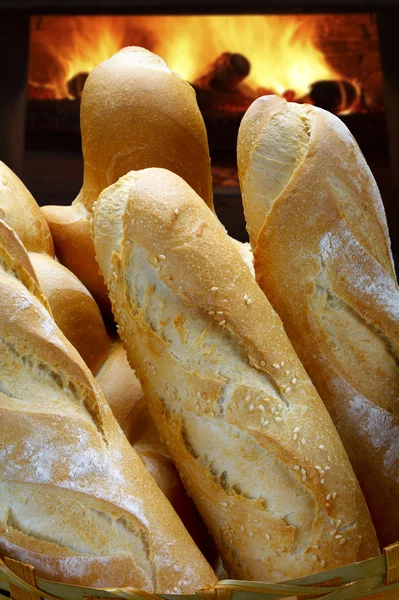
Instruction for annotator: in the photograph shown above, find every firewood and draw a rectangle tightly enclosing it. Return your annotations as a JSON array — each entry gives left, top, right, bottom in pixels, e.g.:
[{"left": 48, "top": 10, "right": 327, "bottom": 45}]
[
  {"left": 195, "top": 52, "right": 250, "bottom": 92},
  {"left": 67, "top": 72, "right": 89, "bottom": 99},
  {"left": 306, "top": 79, "right": 358, "bottom": 113}
]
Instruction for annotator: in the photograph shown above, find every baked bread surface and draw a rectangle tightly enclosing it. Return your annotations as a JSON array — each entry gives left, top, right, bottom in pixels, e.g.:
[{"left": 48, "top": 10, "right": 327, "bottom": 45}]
[
  {"left": 237, "top": 95, "right": 399, "bottom": 547},
  {"left": 93, "top": 167, "right": 379, "bottom": 582},
  {"left": 0, "top": 219, "right": 217, "bottom": 592}
]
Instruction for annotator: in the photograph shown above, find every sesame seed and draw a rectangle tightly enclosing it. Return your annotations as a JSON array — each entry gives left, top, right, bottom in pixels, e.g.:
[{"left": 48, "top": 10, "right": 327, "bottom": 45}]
[
  {"left": 208, "top": 310, "right": 215, "bottom": 315},
  {"left": 211, "top": 287, "right": 218, "bottom": 292},
  {"left": 249, "top": 404, "right": 254, "bottom": 412},
  {"left": 273, "top": 363, "right": 280, "bottom": 369},
  {"left": 321, "top": 561, "right": 327, "bottom": 568},
  {"left": 330, "top": 530, "right": 337, "bottom": 537},
  {"left": 339, "top": 538, "right": 346, "bottom": 545},
  {"left": 315, "top": 465, "right": 322, "bottom": 471},
  {"left": 217, "top": 311, "right": 224, "bottom": 315},
  {"left": 333, "top": 493, "right": 337, "bottom": 500},
  {"left": 221, "top": 502, "right": 228, "bottom": 507},
  {"left": 263, "top": 420, "right": 269, "bottom": 426},
  {"left": 319, "top": 470, "right": 325, "bottom": 476},
  {"left": 312, "top": 555, "right": 318, "bottom": 562},
  {"left": 325, "top": 465, "right": 331, "bottom": 471},
  {"left": 206, "top": 399, "right": 211, "bottom": 405},
  {"left": 275, "top": 416, "right": 283, "bottom": 422},
  {"left": 293, "top": 465, "right": 300, "bottom": 471},
  {"left": 244, "top": 295, "right": 248, "bottom": 301},
  {"left": 240, "top": 525, "right": 245, "bottom": 532},
  {"left": 247, "top": 298, "right": 253, "bottom": 305},
  {"left": 285, "top": 370, "right": 290, "bottom": 376},
  {"left": 319, "top": 445, "right": 325, "bottom": 450},
  {"left": 245, "top": 394, "right": 251, "bottom": 402},
  {"left": 210, "top": 410, "right": 215, "bottom": 417},
  {"left": 259, "top": 405, "right": 265, "bottom": 412},
  {"left": 292, "top": 377, "right": 297, "bottom": 384},
  {"left": 335, "top": 535, "right": 343, "bottom": 540},
  {"left": 277, "top": 403, "right": 283, "bottom": 410},
  {"left": 260, "top": 360, "right": 266, "bottom": 367},
  {"left": 302, "top": 475, "right": 307, "bottom": 482},
  {"left": 158, "top": 254, "right": 166, "bottom": 260},
  {"left": 265, "top": 533, "right": 271, "bottom": 540},
  {"left": 337, "top": 519, "right": 342, "bottom": 527},
  {"left": 286, "top": 387, "right": 291, "bottom": 393},
  {"left": 293, "top": 434, "right": 298, "bottom": 441},
  {"left": 174, "top": 208, "right": 179, "bottom": 215},
  {"left": 320, "top": 479, "right": 325, "bottom": 484},
  {"left": 280, "top": 361, "right": 285, "bottom": 366},
  {"left": 271, "top": 407, "right": 276, "bottom": 414},
  {"left": 220, "top": 320, "right": 226, "bottom": 325},
  {"left": 301, "top": 438, "right": 306, "bottom": 445},
  {"left": 260, "top": 417, "right": 265, "bottom": 424},
  {"left": 294, "top": 427, "right": 301, "bottom": 433},
  {"left": 125, "top": 239, "right": 132, "bottom": 245},
  {"left": 312, "top": 545, "right": 320, "bottom": 550},
  {"left": 326, "top": 494, "right": 331, "bottom": 501},
  {"left": 328, "top": 456, "right": 332, "bottom": 463},
  {"left": 249, "top": 531, "right": 254, "bottom": 538},
  {"left": 301, "top": 468, "right": 307, "bottom": 475},
  {"left": 326, "top": 503, "right": 331, "bottom": 508}
]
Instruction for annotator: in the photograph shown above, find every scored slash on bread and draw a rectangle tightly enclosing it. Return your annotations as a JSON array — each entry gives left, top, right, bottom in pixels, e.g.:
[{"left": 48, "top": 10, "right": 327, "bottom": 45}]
[
  {"left": 0, "top": 217, "right": 217, "bottom": 592},
  {"left": 93, "top": 167, "right": 379, "bottom": 583},
  {"left": 237, "top": 95, "right": 399, "bottom": 548}
]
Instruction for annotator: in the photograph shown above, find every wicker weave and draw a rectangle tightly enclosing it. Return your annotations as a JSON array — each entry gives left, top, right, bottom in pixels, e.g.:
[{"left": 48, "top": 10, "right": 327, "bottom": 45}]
[{"left": 0, "top": 543, "right": 398, "bottom": 600}]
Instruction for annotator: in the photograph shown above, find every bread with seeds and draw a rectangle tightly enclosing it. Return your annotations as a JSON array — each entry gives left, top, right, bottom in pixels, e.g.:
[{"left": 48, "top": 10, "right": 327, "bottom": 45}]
[
  {"left": 93, "top": 167, "right": 379, "bottom": 582},
  {"left": 0, "top": 218, "right": 217, "bottom": 591},
  {"left": 237, "top": 95, "right": 399, "bottom": 547}
]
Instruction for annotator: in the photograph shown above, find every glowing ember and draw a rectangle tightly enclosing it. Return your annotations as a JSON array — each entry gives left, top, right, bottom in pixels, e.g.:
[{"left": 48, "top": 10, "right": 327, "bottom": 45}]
[{"left": 29, "top": 15, "right": 339, "bottom": 100}]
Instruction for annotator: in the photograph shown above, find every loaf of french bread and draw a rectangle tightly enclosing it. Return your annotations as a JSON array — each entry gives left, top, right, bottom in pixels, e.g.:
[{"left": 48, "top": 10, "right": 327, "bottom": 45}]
[
  {"left": 42, "top": 46, "right": 213, "bottom": 313},
  {"left": 93, "top": 167, "right": 379, "bottom": 582},
  {"left": 237, "top": 95, "right": 399, "bottom": 547},
  {"left": 0, "top": 161, "right": 54, "bottom": 256},
  {"left": 0, "top": 218, "right": 217, "bottom": 591}
]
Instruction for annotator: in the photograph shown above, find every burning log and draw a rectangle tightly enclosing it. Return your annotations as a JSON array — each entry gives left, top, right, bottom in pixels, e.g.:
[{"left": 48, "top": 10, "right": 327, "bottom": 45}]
[
  {"left": 67, "top": 72, "right": 89, "bottom": 99},
  {"left": 306, "top": 80, "right": 359, "bottom": 113},
  {"left": 28, "top": 82, "right": 57, "bottom": 100},
  {"left": 195, "top": 52, "right": 251, "bottom": 92}
]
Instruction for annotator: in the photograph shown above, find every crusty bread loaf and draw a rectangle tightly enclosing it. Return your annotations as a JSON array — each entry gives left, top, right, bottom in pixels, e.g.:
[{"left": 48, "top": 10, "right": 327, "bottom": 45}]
[
  {"left": 96, "top": 341, "right": 218, "bottom": 566},
  {"left": 0, "top": 217, "right": 217, "bottom": 591},
  {"left": 93, "top": 167, "right": 379, "bottom": 582},
  {"left": 42, "top": 46, "right": 213, "bottom": 313},
  {"left": 29, "top": 252, "right": 110, "bottom": 374},
  {"left": 237, "top": 95, "right": 399, "bottom": 547},
  {"left": 0, "top": 161, "right": 54, "bottom": 256}
]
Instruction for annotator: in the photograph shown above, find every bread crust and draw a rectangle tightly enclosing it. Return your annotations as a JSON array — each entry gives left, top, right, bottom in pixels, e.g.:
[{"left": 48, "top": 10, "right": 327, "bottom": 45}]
[
  {"left": 42, "top": 46, "right": 213, "bottom": 312},
  {"left": 237, "top": 95, "right": 399, "bottom": 547},
  {"left": 0, "top": 219, "right": 217, "bottom": 591},
  {"left": 93, "top": 168, "right": 379, "bottom": 582},
  {"left": 29, "top": 252, "right": 111, "bottom": 374},
  {"left": 0, "top": 161, "right": 54, "bottom": 256}
]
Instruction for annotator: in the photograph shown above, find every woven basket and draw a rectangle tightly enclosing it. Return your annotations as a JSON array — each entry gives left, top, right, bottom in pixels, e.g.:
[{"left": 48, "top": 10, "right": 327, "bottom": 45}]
[{"left": 0, "top": 543, "right": 398, "bottom": 600}]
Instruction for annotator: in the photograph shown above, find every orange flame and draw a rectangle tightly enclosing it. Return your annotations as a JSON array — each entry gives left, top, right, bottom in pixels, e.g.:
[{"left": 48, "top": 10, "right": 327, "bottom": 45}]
[{"left": 29, "top": 15, "right": 339, "bottom": 99}]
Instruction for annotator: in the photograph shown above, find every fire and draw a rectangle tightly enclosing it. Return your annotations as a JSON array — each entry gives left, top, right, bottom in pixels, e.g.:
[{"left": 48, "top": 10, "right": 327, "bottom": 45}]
[{"left": 29, "top": 15, "right": 339, "bottom": 99}]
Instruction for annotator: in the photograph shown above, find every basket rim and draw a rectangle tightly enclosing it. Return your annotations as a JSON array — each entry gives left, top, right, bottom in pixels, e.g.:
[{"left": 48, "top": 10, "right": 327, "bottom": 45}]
[{"left": 0, "top": 543, "right": 398, "bottom": 600}]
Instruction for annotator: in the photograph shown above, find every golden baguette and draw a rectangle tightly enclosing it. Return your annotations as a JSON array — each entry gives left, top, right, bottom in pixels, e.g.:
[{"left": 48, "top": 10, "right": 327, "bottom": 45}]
[
  {"left": 42, "top": 46, "right": 213, "bottom": 313},
  {"left": 237, "top": 95, "right": 399, "bottom": 547},
  {"left": 0, "top": 218, "right": 217, "bottom": 592},
  {"left": 93, "top": 167, "right": 379, "bottom": 582}
]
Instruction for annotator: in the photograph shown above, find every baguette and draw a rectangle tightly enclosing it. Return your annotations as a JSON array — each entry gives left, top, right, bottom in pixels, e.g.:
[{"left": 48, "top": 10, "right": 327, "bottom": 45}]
[
  {"left": 42, "top": 46, "right": 213, "bottom": 313},
  {"left": 237, "top": 95, "right": 399, "bottom": 547},
  {"left": 96, "top": 341, "right": 218, "bottom": 566},
  {"left": 0, "top": 161, "right": 54, "bottom": 256},
  {"left": 29, "top": 252, "right": 110, "bottom": 374},
  {"left": 93, "top": 167, "right": 379, "bottom": 582},
  {"left": 0, "top": 217, "right": 217, "bottom": 591},
  {"left": 24, "top": 249, "right": 216, "bottom": 568}
]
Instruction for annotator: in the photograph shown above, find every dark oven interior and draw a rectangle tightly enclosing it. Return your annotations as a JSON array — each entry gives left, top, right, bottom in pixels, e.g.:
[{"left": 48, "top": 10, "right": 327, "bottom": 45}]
[{"left": 1, "top": 2, "right": 398, "bottom": 262}]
